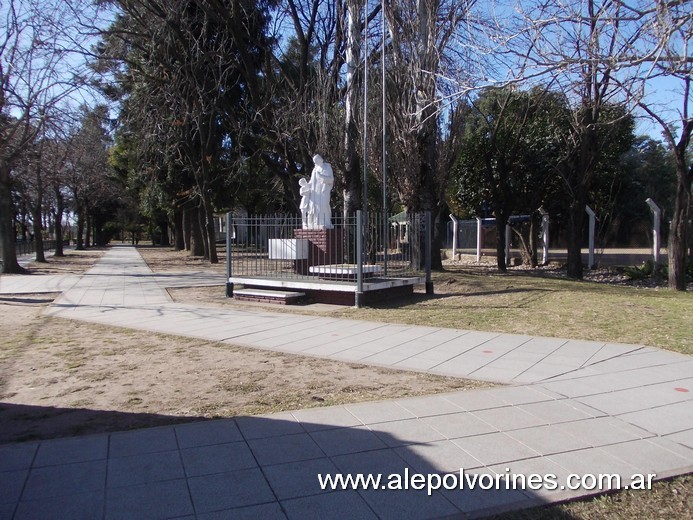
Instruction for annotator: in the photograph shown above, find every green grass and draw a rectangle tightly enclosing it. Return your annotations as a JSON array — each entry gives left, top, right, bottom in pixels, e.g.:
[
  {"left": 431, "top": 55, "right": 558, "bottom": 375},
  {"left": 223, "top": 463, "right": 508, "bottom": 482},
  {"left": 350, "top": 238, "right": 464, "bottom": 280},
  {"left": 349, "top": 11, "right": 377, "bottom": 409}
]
[{"left": 493, "top": 474, "right": 692, "bottom": 519}]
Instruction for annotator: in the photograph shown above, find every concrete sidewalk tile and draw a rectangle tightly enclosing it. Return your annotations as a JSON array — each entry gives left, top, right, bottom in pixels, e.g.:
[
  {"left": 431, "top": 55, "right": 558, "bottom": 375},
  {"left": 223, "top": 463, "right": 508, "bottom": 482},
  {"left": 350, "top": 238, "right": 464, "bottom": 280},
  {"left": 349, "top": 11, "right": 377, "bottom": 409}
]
[
  {"left": 506, "top": 424, "right": 592, "bottom": 456},
  {"left": 600, "top": 438, "right": 693, "bottom": 477},
  {"left": 395, "top": 395, "right": 464, "bottom": 418},
  {"left": 0, "top": 443, "right": 38, "bottom": 472},
  {"left": 0, "top": 503, "right": 14, "bottom": 520},
  {"left": 433, "top": 355, "right": 491, "bottom": 374},
  {"left": 473, "top": 366, "right": 528, "bottom": 382},
  {"left": 14, "top": 490, "right": 104, "bottom": 520},
  {"left": 109, "top": 426, "right": 178, "bottom": 458},
  {"left": 198, "top": 502, "right": 287, "bottom": 520},
  {"left": 21, "top": 460, "right": 106, "bottom": 501},
  {"left": 393, "top": 439, "right": 483, "bottom": 473},
  {"left": 235, "top": 413, "right": 305, "bottom": 440},
  {"left": 107, "top": 450, "right": 185, "bottom": 488},
  {"left": 360, "top": 351, "right": 418, "bottom": 365},
  {"left": 664, "top": 430, "right": 693, "bottom": 450},
  {"left": 393, "top": 357, "right": 441, "bottom": 371},
  {"left": 331, "top": 448, "right": 409, "bottom": 476},
  {"left": 453, "top": 432, "right": 541, "bottom": 466},
  {"left": 517, "top": 336, "right": 567, "bottom": 353},
  {"left": 345, "top": 401, "right": 416, "bottom": 425},
  {"left": 471, "top": 406, "right": 547, "bottom": 431},
  {"left": 617, "top": 400, "right": 693, "bottom": 436},
  {"left": 554, "top": 417, "right": 653, "bottom": 447},
  {"left": 422, "top": 411, "right": 497, "bottom": 439},
  {"left": 582, "top": 343, "right": 645, "bottom": 365},
  {"left": 249, "top": 433, "right": 324, "bottom": 466},
  {"left": 590, "top": 351, "right": 688, "bottom": 373},
  {"left": 181, "top": 442, "right": 257, "bottom": 477},
  {"left": 310, "top": 426, "right": 387, "bottom": 456},
  {"left": 33, "top": 435, "right": 108, "bottom": 467},
  {"left": 0, "top": 469, "right": 27, "bottom": 505},
  {"left": 292, "top": 406, "right": 363, "bottom": 432},
  {"left": 547, "top": 447, "right": 640, "bottom": 484},
  {"left": 357, "top": 485, "right": 461, "bottom": 520},
  {"left": 188, "top": 468, "right": 275, "bottom": 513},
  {"left": 105, "top": 478, "right": 193, "bottom": 519},
  {"left": 281, "top": 490, "right": 376, "bottom": 520},
  {"left": 518, "top": 399, "right": 599, "bottom": 423},
  {"left": 578, "top": 382, "right": 692, "bottom": 416},
  {"left": 263, "top": 458, "right": 340, "bottom": 500},
  {"left": 441, "top": 390, "right": 508, "bottom": 412},
  {"left": 175, "top": 419, "right": 243, "bottom": 448},
  {"left": 491, "top": 385, "right": 559, "bottom": 406},
  {"left": 537, "top": 377, "right": 621, "bottom": 399},
  {"left": 487, "top": 457, "right": 572, "bottom": 499},
  {"left": 442, "top": 477, "right": 537, "bottom": 517},
  {"left": 369, "top": 418, "right": 446, "bottom": 448}
]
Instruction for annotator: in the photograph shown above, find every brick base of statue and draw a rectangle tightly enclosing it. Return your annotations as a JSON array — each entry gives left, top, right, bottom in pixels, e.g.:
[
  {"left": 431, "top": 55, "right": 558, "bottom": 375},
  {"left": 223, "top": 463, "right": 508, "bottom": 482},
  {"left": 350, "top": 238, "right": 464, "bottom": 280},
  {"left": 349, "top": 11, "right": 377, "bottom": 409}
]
[{"left": 293, "top": 228, "right": 344, "bottom": 275}]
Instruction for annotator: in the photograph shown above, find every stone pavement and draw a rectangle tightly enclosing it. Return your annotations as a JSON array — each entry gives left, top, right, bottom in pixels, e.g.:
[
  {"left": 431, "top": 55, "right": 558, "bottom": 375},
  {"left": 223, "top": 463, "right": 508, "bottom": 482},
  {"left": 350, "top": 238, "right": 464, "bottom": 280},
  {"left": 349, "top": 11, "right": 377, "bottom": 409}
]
[{"left": 0, "top": 245, "right": 692, "bottom": 519}]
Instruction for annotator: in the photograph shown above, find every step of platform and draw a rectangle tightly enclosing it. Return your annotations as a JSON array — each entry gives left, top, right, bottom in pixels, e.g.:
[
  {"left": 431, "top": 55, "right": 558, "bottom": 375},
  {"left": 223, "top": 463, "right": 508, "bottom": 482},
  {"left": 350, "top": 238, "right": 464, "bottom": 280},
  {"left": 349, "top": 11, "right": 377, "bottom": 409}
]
[{"left": 233, "top": 288, "right": 306, "bottom": 305}]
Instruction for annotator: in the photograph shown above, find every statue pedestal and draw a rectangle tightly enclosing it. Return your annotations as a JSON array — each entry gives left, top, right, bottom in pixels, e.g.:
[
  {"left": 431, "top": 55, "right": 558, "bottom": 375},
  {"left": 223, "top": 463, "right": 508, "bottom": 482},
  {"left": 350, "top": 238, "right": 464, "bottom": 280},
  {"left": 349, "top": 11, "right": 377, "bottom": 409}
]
[{"left": 293, "top": 228, "right": 344, "bottom": 275}]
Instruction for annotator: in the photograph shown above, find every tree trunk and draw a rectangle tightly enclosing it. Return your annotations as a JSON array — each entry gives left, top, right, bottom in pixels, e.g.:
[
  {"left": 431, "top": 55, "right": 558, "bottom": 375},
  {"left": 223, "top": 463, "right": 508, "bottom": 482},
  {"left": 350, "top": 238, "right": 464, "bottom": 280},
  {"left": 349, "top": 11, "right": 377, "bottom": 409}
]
[
  {"left": 174, "top": 210, "right": 185, "bottom": 250},
  {"left": 495, "top": 216, "right": 508, "bottom": 272},
  {"left": 32, "top": 206, "right": 46, "bottom": 263},
  {"left": 189, "top": 206, "right": 205, "bottom": 257},
  {"left": 76, "top": 205, "right": 85, "bottom": 250},
  {"left": 0, "top": 164, "right": 24, "bottom": 273},
  {"left": 668, "top": 157, "right": 691, "bottom": 290},
  {"left": 201, "top": 190, "right": 218, "bottom": 263},
  {"left": 85, "top": 213, "right": 92, "bottom": 248},
  {"left": 566, "top": 199, "right": 586, "bottom": 279},
  {"left": 53, "top": 188, "right": 64, "bottom": 257},
  {"left": 159, "top": 214, "right": 171, "bottom": 246},
  {"left": 183, "top": 208, "right": 192, "bottom": 251}
]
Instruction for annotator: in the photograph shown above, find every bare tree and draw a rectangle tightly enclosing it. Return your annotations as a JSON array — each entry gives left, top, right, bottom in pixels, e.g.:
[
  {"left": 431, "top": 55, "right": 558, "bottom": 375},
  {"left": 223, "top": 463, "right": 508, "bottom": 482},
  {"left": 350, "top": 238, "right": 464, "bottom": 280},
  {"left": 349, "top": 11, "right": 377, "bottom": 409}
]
[
  {"left": 377, "top": 0, "right": 482, "bottom": 268},
  {"left": 630, "top": 2, "right": 692, "bottom": 290},
  {"left": 492, "top": 0, "right": 691, "bottom": 285},
  {"left": 0, "top": 0, "right": 95, "bottom": 272}
]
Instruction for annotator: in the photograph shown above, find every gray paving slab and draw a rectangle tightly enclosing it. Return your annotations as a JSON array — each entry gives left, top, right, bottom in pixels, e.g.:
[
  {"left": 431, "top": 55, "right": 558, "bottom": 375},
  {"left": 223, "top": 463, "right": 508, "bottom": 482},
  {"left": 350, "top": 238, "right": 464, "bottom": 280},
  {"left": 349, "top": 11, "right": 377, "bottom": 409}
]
[
  {"left": 617, "top": 400, "right": 693, "bottom": 436},
  {"left": 1, "top": 244, "right": 691, "bottom": 519},
  {"left": 14, "top": 490, "right": 105, "bottom": 520}
]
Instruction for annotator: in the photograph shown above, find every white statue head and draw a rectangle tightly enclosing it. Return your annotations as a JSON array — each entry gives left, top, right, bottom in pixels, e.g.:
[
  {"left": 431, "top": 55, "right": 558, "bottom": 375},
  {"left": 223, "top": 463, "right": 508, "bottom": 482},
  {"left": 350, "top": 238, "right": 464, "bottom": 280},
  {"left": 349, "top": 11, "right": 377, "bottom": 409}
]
[{"left": 313, "top": 154, "right": 324, "bottom": 166}]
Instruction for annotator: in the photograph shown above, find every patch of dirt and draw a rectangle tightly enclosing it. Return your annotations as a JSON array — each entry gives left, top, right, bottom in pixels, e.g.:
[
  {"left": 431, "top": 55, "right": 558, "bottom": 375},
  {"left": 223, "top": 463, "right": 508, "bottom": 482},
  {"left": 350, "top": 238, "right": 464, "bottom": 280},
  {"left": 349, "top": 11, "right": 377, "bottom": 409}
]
[
  {"left": 137, "top": 245, "right": 227, "bottom": 274},
  {"left": 21, "top": 248, "right": 108, "bottom": 275}
]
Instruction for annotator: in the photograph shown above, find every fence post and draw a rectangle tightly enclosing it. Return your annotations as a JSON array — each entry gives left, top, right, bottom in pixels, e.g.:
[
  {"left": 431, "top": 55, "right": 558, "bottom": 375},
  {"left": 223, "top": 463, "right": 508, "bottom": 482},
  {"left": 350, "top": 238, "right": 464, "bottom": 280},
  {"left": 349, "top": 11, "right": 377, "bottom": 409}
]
[
  {"left": 225, "top": 212, "right": 234, "bottom": 297},
  {"left": 645, "top": 198, "right": 661, "bottom": 266},
  {"left": 585, "top": 205, "right": 596, "bottom": 269},
  {"left": 539, "top": 207, "right": 550, "bottom": 265},
  {"left": 449, "top": 214, "right": 458, "bottom": 260},
  {"left": 355, "top": 210, "right": 364, "bottom": 308},
  {"left": 476, "top": 217, "right": 482, "bottom": 263},
  {"left": 425, "top": 211, "right": 433, "bottom": 295}
]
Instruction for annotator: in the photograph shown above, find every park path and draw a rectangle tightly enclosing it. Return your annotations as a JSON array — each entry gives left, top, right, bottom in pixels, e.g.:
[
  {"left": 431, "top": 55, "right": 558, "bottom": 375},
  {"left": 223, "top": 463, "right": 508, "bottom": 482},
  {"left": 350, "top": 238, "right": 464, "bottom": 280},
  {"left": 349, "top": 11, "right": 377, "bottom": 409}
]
[{"left": 0, "top": 245, "right": 691, "bottom": 519}]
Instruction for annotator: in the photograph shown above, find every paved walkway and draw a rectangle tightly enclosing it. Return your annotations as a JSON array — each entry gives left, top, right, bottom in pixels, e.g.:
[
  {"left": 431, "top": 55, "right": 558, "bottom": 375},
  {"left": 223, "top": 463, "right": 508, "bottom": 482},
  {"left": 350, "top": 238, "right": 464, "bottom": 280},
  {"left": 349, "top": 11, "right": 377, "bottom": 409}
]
[{"left": 0, "top": 245, "right": 692, "bottom": 519}]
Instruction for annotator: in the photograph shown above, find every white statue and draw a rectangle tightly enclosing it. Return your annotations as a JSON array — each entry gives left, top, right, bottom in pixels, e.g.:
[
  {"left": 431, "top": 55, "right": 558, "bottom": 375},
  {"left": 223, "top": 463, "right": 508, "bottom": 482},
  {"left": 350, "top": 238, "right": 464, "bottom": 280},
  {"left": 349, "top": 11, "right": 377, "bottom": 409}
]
[
  {"left": 299, "top": 178, "right": 312, "bottom": 229},
  {"left": 300, "top": 154, "right": 334, "bottom": 229}
]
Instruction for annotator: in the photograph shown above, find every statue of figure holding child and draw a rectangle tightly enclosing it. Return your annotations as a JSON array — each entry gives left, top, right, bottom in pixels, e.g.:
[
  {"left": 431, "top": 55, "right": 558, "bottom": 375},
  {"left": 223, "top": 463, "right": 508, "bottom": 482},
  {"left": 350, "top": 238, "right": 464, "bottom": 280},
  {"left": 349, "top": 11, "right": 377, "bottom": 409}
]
[{"left": 300, "top": 154, "right": 333, "bottom": 229}]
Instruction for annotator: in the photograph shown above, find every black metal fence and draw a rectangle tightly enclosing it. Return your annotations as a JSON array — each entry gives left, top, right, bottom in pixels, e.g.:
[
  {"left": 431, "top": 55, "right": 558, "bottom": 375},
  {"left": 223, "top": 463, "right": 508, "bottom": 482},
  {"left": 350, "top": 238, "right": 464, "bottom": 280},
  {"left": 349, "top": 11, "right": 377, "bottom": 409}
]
[
  {"left": 0, "top": 240, "right": 59, "bottom": 262},
  {"left": 226, "top": 211, "right": 430, "bottom": 284}
]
